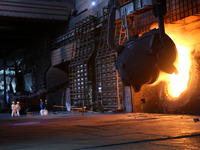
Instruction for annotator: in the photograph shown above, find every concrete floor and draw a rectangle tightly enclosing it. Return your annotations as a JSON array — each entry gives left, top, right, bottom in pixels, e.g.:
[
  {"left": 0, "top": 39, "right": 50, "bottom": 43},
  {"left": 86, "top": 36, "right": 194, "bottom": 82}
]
[{"left": 0, "top": 112, "right": 200, "bottom": 150}]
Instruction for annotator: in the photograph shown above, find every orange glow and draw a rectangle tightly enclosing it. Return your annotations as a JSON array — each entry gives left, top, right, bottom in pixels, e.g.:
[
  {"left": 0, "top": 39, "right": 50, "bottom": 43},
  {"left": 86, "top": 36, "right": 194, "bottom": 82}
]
[
  {"left": 151, "top": 37, "right": 191, "bottom": 99},
  {"left": 167, "top": 44, "right": 190, "bottom": 98},
  {"left": 149, "top": 16, "right": 200, "bottom": 102}
]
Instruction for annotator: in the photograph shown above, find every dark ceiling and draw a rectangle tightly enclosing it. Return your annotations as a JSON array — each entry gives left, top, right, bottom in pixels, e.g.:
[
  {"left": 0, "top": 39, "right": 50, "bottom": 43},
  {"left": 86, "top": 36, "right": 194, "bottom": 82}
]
[{"left": 0, "top": 17, "right": 66, "bottom": 58}]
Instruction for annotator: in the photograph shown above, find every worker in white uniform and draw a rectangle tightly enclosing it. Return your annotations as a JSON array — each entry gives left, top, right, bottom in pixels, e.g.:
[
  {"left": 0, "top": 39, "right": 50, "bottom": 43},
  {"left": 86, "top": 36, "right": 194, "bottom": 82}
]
[
  {"left": 11, "top": 101, "right": 16, "bottom": 117},
  {"left": 16, "top": 101, "right": 21, "bottom": 117}
]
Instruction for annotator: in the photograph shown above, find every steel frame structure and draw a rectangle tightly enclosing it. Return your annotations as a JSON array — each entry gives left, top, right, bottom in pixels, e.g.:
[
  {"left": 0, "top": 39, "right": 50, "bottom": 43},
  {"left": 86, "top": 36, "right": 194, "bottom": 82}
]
[
  {"left": 69, "top": 16, "right": 97, "bottom": 107},
  {"left": 115, "top": 0, "right": 199, "bottom": 45},
  {"left": 95, "top": 7, "right": 123, "bottom": 110}
]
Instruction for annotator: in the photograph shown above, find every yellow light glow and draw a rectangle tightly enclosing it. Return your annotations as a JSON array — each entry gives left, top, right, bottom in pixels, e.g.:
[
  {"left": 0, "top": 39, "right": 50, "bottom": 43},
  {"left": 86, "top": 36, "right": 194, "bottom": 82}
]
[{"left": 167, "top": 44, "right": 190, "bottom": 98}]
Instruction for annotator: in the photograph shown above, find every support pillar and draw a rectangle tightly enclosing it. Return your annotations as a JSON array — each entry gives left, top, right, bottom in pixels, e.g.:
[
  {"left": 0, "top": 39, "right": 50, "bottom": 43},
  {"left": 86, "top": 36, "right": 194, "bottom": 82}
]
[{"left": 3, "top": 58, "right": 7, "bottom": 106}]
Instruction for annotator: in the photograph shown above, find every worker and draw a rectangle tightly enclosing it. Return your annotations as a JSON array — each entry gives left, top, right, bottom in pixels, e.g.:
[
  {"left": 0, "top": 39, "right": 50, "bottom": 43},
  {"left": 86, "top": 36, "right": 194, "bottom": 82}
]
[
  {"left": 11, "top": 101, "right": 16, "bottom": 117},
  {"left": 40, "top": 99, "right": 44, "bottom": 115},
  {"left": 16, "top": 101, "right": 21, "bottom": 117},
  {"left": 44, "top": 100, "right": 48, "bottom": 115},
  {"left": 40, "top": 99, "right": 43, "bottom": 110},
  {"left": 45, "top": 99, "right": 48, "bottom": 109}
]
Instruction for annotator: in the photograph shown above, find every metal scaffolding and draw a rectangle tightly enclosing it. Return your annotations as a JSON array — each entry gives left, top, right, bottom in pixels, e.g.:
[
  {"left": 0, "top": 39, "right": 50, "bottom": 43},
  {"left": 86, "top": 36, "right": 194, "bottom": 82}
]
[
  {"left": 133, "top": 0, "right": 199, "bottom": 37},
  {"left": 96, "top": 7, "right": 123, "bottom": 110},
  {"left": 114, "top": 0, "right": 199, "bottom": 41},
  {"left": 69, "top": 15, "right": 97, "bottom": 107},
  {"left": 166, "top": 0, "right": 199, "bottom": 22}
]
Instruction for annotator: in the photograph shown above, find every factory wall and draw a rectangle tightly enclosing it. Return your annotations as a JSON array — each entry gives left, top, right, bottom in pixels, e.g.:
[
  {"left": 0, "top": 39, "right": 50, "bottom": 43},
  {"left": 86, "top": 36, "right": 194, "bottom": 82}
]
[{"left": 68, "top": 0, "right": 107, "bottom": 31}]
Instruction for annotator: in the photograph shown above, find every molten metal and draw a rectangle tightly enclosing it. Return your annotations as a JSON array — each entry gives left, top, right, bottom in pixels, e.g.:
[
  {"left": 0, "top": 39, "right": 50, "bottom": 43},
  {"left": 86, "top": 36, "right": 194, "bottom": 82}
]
[
  {"left": 152, "top": 41, "right": 191, "bottom": 99},
  {"left": 167, "top": 44, "right": 190, "bottom": 98}
]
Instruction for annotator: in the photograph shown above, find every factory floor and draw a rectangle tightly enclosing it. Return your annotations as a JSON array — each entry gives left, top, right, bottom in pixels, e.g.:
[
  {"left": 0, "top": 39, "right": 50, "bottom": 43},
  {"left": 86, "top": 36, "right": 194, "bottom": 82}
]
[{"left": 0, "top": 112, "right": 200, "bottom": 150}]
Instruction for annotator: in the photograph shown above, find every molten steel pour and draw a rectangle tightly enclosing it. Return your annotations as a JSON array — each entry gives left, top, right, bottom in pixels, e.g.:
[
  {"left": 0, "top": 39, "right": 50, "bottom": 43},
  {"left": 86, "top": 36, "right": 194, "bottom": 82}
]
[
  {"left": 154, "top": 41, "right": 191, "bottom": 99},
  {"left": 167, "top": 44, "right": 190, "bottom": 98}
]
